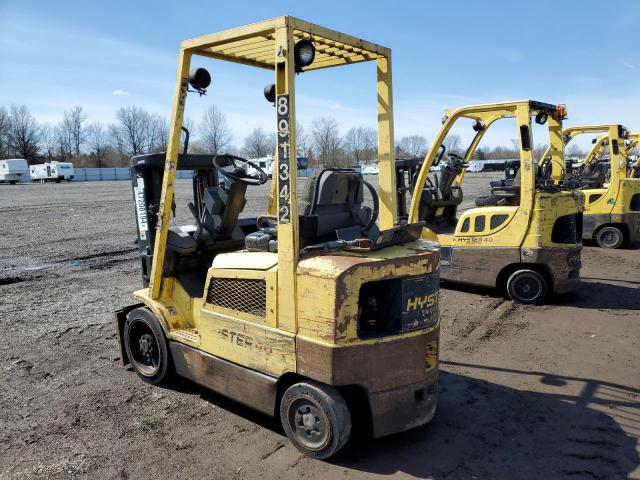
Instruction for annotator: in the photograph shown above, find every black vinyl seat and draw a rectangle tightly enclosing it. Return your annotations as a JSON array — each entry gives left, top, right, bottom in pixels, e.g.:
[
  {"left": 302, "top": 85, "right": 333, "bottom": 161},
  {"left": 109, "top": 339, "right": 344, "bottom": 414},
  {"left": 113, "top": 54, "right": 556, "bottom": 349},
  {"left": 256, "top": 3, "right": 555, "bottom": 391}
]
[
  {"left": 475, "top": 169, "right": 521, "bottom": 207},
  {"left": 301, "top": 168, "right": 373, "bottom": 238},
  {"left": 167, "top": 225, "right": 199, "bottom": 255}
]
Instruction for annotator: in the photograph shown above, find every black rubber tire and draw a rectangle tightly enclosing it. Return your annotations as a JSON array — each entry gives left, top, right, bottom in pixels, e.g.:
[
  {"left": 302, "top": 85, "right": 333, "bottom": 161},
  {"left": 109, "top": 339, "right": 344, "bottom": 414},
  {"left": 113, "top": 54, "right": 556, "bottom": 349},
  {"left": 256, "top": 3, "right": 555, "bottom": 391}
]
[
  {"left": 506, "top": 269, "right": 548, "bottom": 304},
  {"left": 123, "top": 307, "right": 173, "bottom": 385},
  {"left": 280, "top": 381, "right": 351, "bottom": 460},
  {"left": 595, "top": 226, "right": 624, "bottom": 249}
]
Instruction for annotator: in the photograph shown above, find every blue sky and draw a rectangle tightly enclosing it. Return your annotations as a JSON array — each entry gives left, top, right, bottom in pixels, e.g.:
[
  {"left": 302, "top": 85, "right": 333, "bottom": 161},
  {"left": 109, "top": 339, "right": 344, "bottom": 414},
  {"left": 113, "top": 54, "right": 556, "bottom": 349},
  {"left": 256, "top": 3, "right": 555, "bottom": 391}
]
[{"left": 0, "top": 0, "right": 639, "bottom": 149}]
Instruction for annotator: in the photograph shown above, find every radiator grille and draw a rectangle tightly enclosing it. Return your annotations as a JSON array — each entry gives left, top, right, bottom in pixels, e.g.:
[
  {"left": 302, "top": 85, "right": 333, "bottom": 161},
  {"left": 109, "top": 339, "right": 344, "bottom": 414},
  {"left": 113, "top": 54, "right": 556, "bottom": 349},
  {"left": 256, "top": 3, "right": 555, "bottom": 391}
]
[{"left": 207, "top": 278, "right": 267, "bottom": 318}]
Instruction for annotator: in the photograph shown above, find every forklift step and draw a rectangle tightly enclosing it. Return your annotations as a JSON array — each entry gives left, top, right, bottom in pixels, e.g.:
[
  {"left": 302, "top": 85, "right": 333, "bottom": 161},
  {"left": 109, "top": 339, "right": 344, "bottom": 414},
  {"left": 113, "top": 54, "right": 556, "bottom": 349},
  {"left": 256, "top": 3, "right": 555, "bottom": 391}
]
[{"left": 171, "top": 328, "right": 200, "bottom": 345}]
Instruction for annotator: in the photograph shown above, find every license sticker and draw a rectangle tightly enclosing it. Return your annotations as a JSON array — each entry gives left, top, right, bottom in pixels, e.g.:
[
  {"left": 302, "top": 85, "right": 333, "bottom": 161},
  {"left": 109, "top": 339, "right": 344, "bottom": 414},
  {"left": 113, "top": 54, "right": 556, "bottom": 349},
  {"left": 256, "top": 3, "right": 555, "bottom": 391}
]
[{"left": 134, "top": 177, "right": 148, "bottom": 241}]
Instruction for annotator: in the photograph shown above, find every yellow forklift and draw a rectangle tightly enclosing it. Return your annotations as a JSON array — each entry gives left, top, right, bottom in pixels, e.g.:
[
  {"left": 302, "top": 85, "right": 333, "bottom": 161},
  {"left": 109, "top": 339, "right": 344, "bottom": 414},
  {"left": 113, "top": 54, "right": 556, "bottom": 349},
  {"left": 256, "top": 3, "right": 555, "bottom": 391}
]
[
  {"left": 541, "top": 125, "right": 640, "bottom": 248},
  {"left": 395, "top": 101, "right": 583, "bottom": 304},
  {"left": 114, "top": 17, "right": 441, "bottom": 459}
]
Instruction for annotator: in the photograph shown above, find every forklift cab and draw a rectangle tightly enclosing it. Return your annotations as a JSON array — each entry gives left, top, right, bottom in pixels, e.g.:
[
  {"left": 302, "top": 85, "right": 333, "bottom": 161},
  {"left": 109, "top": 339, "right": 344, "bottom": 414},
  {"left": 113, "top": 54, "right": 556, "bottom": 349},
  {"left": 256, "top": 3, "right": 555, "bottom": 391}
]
[
  {"left": 396, "top": 101, "right": 583, "bottom": 304},
  {"left": 130, "top": 152, "right": 266, "bottom": 294},
  {"left": 542, "top": 125, "right": 640, "bottom": 248},
  {"left": 115, "top": 16, "right": 441, "bottom": 460}
]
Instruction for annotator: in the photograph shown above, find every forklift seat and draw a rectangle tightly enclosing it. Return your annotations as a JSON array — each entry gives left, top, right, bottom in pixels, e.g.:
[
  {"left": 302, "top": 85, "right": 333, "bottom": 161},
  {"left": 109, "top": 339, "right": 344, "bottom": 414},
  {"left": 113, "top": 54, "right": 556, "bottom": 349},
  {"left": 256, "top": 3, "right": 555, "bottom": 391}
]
[
  {"left": 167, "top": 225, "right": 199, "bottom": 255},
  {"left": 475, "top": 169, "right": 521, "bottom": 207},
  {"left": 301, "top": 168, "right": 373, "bottom": 238}
]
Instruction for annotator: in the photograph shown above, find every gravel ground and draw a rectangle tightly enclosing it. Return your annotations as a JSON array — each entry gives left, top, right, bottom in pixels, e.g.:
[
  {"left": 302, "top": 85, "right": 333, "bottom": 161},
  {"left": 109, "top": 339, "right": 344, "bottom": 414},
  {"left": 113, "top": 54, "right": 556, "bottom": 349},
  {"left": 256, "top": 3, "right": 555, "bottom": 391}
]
[{"left": 0, "top": 174, "right": 639, "bottom": 480}]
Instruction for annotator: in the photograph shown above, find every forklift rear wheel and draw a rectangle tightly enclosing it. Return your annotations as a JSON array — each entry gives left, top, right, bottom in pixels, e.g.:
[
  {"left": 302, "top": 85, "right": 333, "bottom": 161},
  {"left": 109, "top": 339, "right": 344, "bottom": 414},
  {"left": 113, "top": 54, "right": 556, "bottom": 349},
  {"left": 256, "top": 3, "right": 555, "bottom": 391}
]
[
  {"left": 595, "top": 226, "right": 624, "bottom": 249},
  {"left": 280, "top": 381, "right": 351, "bottom": 460},
  {"left": 506, "top": 269, "right": 547, "bottom": 304},
  {"left": 124, "top": 308, "right": 173, "bottom": 385}
]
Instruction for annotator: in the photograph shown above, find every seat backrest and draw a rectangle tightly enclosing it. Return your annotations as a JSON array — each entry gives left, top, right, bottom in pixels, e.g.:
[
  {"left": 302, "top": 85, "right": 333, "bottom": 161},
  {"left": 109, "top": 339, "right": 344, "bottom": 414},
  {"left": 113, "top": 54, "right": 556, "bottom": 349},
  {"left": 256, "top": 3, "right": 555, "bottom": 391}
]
[{"left": 301, "top": 168, "right": 371, "bottom": 239}]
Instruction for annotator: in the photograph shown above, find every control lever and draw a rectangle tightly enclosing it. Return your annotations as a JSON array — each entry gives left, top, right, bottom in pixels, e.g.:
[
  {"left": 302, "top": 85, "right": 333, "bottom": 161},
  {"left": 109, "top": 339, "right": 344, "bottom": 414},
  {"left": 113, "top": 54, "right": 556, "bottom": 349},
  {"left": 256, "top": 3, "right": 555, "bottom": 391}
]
[{"left": 187, "top": 201, "right": 208, "bottom": 238}]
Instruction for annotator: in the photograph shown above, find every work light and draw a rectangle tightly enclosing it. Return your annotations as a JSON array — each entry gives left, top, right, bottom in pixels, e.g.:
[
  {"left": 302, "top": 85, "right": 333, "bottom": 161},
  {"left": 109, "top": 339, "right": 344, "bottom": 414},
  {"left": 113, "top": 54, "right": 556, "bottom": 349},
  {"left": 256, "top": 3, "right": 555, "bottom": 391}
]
[
  {"left": 472, "top": 120, "right": 484, "bottom": 132},
  {"left": 555, "top": 104, "right": 568, "bottom": 120},
  {"left": 535, "top": 111, "right": 548, "bottom": 125},
  {"left": 264, "top": 83, "right": 276, "bottom": 104},
  {"left": 189, "top": 68, "right": 211, "bottom": 94},
  {"left": 294, "top": 40, "right": 315, "bottom": 69}
]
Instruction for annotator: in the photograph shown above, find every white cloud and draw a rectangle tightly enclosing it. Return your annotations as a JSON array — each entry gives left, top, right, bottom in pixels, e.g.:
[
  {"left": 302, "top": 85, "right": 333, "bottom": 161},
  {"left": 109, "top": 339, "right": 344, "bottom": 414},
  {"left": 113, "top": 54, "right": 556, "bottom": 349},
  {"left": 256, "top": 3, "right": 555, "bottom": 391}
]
[
  {"left": 622, "top": 61, "right": 637, "bottom": 70},
  {"left": 112, "top": 90, "right": 131, "bottom": 97}
]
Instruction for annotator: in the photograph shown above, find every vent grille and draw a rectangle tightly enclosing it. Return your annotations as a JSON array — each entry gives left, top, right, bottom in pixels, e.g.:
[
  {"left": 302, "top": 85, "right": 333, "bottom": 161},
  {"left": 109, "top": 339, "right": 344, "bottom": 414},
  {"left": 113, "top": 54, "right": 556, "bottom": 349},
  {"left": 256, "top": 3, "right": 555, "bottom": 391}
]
[{"left": 207, "top": 278, "right": 266, "bottom": 318}]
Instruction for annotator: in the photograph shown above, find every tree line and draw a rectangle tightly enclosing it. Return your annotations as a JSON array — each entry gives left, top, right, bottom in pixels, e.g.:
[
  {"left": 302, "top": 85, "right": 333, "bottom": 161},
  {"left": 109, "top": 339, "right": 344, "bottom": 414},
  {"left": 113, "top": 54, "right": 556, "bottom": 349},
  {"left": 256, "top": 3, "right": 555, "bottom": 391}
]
[{"left": 0, "top": 103, "right": 581, "bottom": 167}]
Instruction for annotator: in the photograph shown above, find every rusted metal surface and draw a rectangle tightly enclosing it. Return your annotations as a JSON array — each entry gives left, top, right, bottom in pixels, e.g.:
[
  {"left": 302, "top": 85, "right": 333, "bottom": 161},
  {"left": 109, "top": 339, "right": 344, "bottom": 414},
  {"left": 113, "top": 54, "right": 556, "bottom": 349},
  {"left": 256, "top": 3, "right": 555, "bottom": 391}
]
[
  {"left": 612, "top": 213, "right": 640, "bottom": 242},
  {"left": 441, "top": 247, "right": 520, "bottom": 288},
  {"left": 170, "top": 341, "right": 277, "bottom": 416},
  {"left": 296, "top": 243, "right": 440, "bottom": 343},
  {"left": 295, "top": 327, "right": 439, "bottom": 437},
  {"left": 523, "top": 247, "right": 581, "bottom": 293},
  {"left": 583, "top": 213, "right": 610, "bottom": 239}
]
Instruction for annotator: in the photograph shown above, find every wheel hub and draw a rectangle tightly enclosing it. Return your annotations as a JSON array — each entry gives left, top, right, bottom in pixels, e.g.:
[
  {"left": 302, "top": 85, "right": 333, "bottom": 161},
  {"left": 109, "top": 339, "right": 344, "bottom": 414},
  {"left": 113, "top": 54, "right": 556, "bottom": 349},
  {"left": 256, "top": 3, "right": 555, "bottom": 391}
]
[
  {"left": 290, "top": 400, "right": 328, "bottom": 450},
  {"left": 139, "top": 334, "right": 155, "bottom": 362}
]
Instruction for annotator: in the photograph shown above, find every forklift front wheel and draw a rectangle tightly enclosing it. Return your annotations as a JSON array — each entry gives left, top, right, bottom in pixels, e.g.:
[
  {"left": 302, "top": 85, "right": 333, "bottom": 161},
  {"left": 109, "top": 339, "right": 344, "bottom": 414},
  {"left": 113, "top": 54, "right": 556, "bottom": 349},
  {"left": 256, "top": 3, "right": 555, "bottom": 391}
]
[
  {"left": 595, "top": 226, "right": 624, "bottom": 249},
  {"left": 280, "top": 381, "right": 352, "bottom": 460},
  {"left": 506, "top": 269, "right": 547, "bottom": 304},
  {"left": 124, "top": 307, "right": 173, "bottom": 385}
]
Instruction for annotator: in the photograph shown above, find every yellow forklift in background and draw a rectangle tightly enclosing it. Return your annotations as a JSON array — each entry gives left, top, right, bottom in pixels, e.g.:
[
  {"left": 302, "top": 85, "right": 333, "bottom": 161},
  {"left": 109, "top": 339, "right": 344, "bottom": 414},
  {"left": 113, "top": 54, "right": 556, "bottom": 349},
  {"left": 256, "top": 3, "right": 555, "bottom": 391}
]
[
  {"left": 114, "top": 17, "right": 441, "bottom": 459},
  {"left": 395, "top": 101, "right": 583, "bottom": 304},
  {"left": 541, "top": 125, "right": 640, "bottom": 248}
]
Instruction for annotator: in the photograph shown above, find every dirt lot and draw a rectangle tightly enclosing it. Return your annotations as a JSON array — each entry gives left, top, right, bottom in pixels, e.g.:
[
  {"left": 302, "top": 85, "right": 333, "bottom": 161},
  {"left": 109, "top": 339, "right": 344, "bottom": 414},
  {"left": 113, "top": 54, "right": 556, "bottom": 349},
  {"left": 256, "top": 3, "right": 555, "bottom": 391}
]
[{"left": 1, "top": 175, "right": 639, "bottom": 480}]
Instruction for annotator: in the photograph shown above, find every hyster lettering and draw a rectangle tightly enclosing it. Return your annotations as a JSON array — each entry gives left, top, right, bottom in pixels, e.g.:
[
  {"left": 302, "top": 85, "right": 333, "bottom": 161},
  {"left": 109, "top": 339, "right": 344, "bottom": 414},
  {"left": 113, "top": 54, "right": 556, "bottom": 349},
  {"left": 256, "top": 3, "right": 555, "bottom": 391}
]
[{"left": 406, "top": 293, "right": 438, "bottom": 312}]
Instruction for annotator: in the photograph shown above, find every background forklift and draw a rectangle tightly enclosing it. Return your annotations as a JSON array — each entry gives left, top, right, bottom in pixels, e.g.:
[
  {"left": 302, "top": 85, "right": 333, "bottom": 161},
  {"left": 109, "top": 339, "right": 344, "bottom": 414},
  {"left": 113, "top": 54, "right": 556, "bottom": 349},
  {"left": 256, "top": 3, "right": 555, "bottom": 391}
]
[
  {"left": 114, "top": 17, "right": 441, "bottom": 459},
  {"left": 395, "top": 101, "right": 583, "bottom": 304},
  {"left": 540, "top": 125, "right": 640, "bottom": 248}
]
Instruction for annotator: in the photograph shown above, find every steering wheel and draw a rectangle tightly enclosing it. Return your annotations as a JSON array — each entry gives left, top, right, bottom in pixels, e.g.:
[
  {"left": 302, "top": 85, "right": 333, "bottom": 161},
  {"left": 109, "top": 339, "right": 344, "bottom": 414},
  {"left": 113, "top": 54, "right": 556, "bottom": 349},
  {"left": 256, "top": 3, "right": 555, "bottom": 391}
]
[
  {"left": 213, "top": 155, "right": 268, "bottom": 186},
  {"left": 360, "top": 178, "right": 380, "bottom": 232}
]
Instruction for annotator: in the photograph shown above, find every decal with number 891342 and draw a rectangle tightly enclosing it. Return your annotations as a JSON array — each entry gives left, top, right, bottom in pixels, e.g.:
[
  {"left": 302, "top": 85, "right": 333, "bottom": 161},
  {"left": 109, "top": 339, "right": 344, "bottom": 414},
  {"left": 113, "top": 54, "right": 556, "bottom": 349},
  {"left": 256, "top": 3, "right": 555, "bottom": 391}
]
[{"left": 276, "top": 95, "right": 291, "bottom": 223}]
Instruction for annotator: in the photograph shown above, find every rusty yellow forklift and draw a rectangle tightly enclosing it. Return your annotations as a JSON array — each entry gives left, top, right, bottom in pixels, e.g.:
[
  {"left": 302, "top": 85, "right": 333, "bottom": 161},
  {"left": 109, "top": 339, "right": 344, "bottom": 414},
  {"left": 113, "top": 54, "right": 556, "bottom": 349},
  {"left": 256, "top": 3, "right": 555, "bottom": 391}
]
[
  {"left": 394, "top": 101, "right": 584, "bottom": 304},
  {"left": 541, "top": 125, "right": 640, "bottom": 248},
  {"left": 114, "top": 17, "right": 441, "bottom": 459}
]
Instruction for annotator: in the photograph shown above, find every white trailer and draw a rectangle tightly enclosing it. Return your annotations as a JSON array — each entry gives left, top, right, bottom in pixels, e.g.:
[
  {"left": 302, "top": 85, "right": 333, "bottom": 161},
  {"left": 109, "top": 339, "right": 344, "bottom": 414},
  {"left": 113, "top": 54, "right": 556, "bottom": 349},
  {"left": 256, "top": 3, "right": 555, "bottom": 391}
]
[
  {"left": 0, "top": 159, "right": 30, "bottom": 184},
  {"left": 30, "top": 161, "right": 75, "bottom": 182},
  {"left": 246, "top": 155, "right": 274, "bottom": 179}
]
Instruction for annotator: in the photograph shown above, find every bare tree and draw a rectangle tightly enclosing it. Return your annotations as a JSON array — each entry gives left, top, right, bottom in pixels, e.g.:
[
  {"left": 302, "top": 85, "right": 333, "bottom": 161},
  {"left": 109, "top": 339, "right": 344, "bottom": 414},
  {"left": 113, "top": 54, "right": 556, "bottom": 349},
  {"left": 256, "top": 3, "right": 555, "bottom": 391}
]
[
  {"left": 200, "top": 105, "right": 231, "bottom": 154},
  {"left": 344, "top": 126, "right": 376, "bottom": 164},
  {"left": 242, "top": 127, "right": 273, "bottom": 158},
  {"left": 7, "top": 105, "right": 40, "bottom": 162},
  {"left": 565, "top": 143, "right": 584, "bottom": 159},
  {"left": 87, "top": 122, "right": 109, "bottom": 167},
  {"left": 442, "top": 134, "right": 462, "bottom": 154},
  {"left": 0, "top": 106, "right": 10, "bottom": 159},
  {"left": 39, "top": 123, "right": 58, "bottom": 161},
  {"left": 61, "top": 105, "right": 87, "bottom": 157},
  {"left": 310, "top": 117, "right": 343, "bottom": 167},
  {"left": 114, "top": 106, "right": 151, "bottom": 156},
  {"left": 147, "top": 114, "right": 169, "bottom": 153},
  {"left": 296, "top": 122, "right": 312, "bottom": 159},
  {"left": 397, "top": 135, "right": 428, "bottom": 158}
]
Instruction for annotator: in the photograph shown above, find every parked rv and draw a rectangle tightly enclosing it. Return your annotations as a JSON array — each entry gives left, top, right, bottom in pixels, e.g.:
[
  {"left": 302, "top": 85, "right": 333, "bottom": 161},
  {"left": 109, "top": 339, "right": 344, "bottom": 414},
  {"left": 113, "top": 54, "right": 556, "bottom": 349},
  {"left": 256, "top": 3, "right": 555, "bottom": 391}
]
[
  {"left": 0, "top": 159, "right": 30, "bottom": 184},
  {"left": 362, "top": 164, "right": 379, "bottom": 175},
  {"left": 30, "top": 162, "right": 75, "bottom": 183}
]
